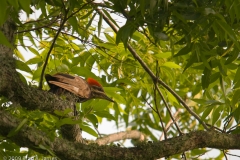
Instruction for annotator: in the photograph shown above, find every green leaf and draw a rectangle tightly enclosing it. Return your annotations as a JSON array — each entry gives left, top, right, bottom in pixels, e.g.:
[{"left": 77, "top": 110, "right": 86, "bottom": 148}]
[
  {"left": 199, "top": 52, "right": 211, "bottom": 70},
  {"left": 0, "top": 31, "right": 13, "bottom": 48},
  {"left": 26, "top": 57, "right": 43, "bottom": 65},
  {"left": 71, "top": 66, "right": 99, "bottom": 80},
  {"left": 0, "top": 141, "right": 19, "bottom": 151},
  {"left": 28, "top": 47, "right": 40, "bottom": 57},
  {"left": 154, "top": 52, "right": 171, "bottom": 59},
  {"left": 183, "top": 53, "right": 197, "bottom": 72},
  {"left": 191, "top": 99, "right": 208, "bottom": 105},
  {"left": 104, "top": 33, "right": 115, "bottom": 43},
  {"left": 192, "top": 99, "right": 223, "bottom": 107},
  {"left": 86, "top": 114, "right": 98, "bottom": 128},
  {"left": 98, "top": 14, "right": 103, "bottom": 37},
  {"left": 116, "top": 23, "right": 135, "bottom": 47},
  {"left": 116, "top": 103, "right": 128, "bottom": 114},
  {"left": 225, "top": 48, "right": 239, "bottom": 65},
  {"left": 69, "top": 16, "right": 78, "bottom": 33},
  {"left": 38, "top": 144, "right": 56, "bottom": 156},
  {"left": 140, "top": 0, "right": 146, "bottom": 16},
  {"left": 218, "top": 61, "right": 227, "bottom": 76},
  {"left": 56, "top": 63, "right": 69, "bottom": 73},
  {"left": 211, "top": 105, "right": 223, "bottom": 125},
  {"left": 231, "top": 89, "right": 240, "bottom": 107},
  {"left": 56, "top": 117, "right": 81, "bottom": 128},
  {"left": 106, "top": 91, "right": 125, "bottom": 104},
  {"left": 91, "top": 99, "right": 111, "bottom": 112},
  {"left": 210, "top": 72, "right": 220, "bottom": 84},
  {"left": 94, "top": 111, "right": 115, "bottom": 121},
  {"left": 8, "top": 118, "right": 28, "bottom": 137},
  {"left": 113, "top": 103, "right": 121, "bottom": 116},
  {"left": 162, "top": 62, "right": 181, "bottom": 69},
  {"left": 19, "top": 0, "right": 31, "bottom": 14},
  {"left": 39, "top": 0, "right": 47, "bottom": 17},
  {"left": 201, "top": 106, "right": 214, "bottom": 120},
  {"left": 32, "top": 67, "right": 42, "bottom": 80},
  {"left": 7, "top": 0, "right": 19, "bottom": 10},
  {"left": 149, "top": 0, "right": 157, "bottom": 14},
  {"left": 233, "top": 66, "right": 240, "bottom": 85},
  {"left": 166, "top": 90, "right": 178, "bottom": 104},
  {"left": 15, "top": 60, "right": 32, "bottom": 74},
  {"left": 233, "top": 105, "right": 240, "bottom": 123},
  {"left": 215, "top": 17, "right": 240, "bottom": 50},
  {"left": 25, "top": 32, "right": 37, "bottom": 47},
  {"left": 142, "top": 126, "right": 158, "bottom": 141},
  {"left": 85, "top": 54, "right": 98, "bottom": 69},
  {"left": 80, "top": 124, "right": 98, "bottom": 137},
  {"left": 80, "top": 9, "right": 93, "bottom": 19},
  {"left": 85, "top": 12, "right": 96, "bottom": 31},
  {"left": 0, "top": 0, "right": 7, "bottom": 25},
  {"left": 231, "top": 127, "right": 240, "bottom": 134},
  {"left": 54, "top": 108, "right": 73, "bottom": 117},
  {"left": 14, "top": 50, "right": 25, "bottom": 61},
  {"left": 233, "top": 80, "right": 240, "bottom": 89},
  {"left": 17, "top": 72, "right": 27, "bottom": 84},
  {"left": 174, "top": 44, "right": 192, "bottom": 57},
  {"left": 202, "top": 67, "right": 211, "bottom": 89},
  {"left": 172, "top": 10, "right": 188, "bottom": 24},
  {"left": 103, "top": 87, "right": 122, "bottom": 92}
]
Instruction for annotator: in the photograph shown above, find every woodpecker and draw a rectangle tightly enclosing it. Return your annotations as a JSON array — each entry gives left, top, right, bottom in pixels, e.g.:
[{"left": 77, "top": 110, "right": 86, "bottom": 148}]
[{"left": 45, "top": 73, "right": 114, "bottom": 103}]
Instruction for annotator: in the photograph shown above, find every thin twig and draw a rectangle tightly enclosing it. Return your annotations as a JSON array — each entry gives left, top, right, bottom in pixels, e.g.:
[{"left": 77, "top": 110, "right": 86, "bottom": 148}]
[
  {"left": 153, "top": 82, "right": 167, "bottom": 140},
  {"left": 223, "top": 109, "right": 233, "bottom": 132},
  {"left": 38, "top": 11, "right": 69, "bottom": 89},
  {"left": 226, "top": 152, "right": 240, "bottom": 158},
  {"left": 60, "top": 0, "right": 67, "bottom": 13},
  {"left": 94, "top": 126, "right": 102, "bottom": 138},
  {"left": 16, "top": 16, "right": 60, "bottom": 34},
  {"left": 142, "top": 96, "right": 157, "bottom": 113},
  {"left": 154, "top": 61, "right": 167, "bottom": 140},
  {"left": 67, "top": 1, "right": 94, "bottom": 19},
  {"left": 227, "top": 124, "right": 238, "bottom": 133},
  {"left": 156, "top": 85, "right": 183, "bottom": 134},
  {"left": 160, "top": 110, "right": 180, "bottom": 141},
  {"left": 222, "top": 150, "right": 228, "bottom": 160},
  {"left": 206, "top": 123, "right": 223, "bottom": 132},
  {"left": 182, "top": 152, "right": 187, "bottom": 160},
  {"left": 155, "top": 61, "right": 183, "bottom": 135},
  {"left": 192, "top": 151, "right": 208, "bottom": 159}
]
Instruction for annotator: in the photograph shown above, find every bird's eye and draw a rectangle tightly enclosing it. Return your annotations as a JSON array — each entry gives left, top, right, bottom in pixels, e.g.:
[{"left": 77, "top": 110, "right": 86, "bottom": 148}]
[{"left": 92, "top": 85, "right": 104, "bottom": 92}]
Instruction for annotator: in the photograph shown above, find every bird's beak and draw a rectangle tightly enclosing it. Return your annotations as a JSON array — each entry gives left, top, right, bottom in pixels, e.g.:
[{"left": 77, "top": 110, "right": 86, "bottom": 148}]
[{"left": 102, "top": 94, "right": 114, "bottom": 102}]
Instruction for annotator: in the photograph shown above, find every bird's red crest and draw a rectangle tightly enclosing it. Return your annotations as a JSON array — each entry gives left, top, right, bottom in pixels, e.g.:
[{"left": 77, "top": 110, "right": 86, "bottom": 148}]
[{"left": 87, "top": 78, "right": 102, "bottom": 87}]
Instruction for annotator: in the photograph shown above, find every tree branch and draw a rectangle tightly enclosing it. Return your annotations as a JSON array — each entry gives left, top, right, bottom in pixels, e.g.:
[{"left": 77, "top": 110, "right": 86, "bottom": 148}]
[
  {"left": 16, "top": 16, "right": 60, "bottom": 34},
  {"left": 1, "top": 109, "right": 240, "bottom": 160},
  {"left": 160, "top": 110, "right": 181, "bottom": 141},
  {"left": 96, "top": 130, "right": 145, "bottom": 145},
  {"left": 0, "top": 54, "right": 73, "bottom": 114}
]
